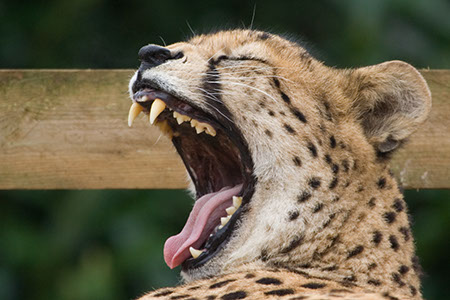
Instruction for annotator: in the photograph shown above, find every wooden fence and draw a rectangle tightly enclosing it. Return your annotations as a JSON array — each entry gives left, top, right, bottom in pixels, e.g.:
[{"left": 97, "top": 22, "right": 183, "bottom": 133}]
[{"left": 0, "top": 70, "right": 448, "bottom": 189}]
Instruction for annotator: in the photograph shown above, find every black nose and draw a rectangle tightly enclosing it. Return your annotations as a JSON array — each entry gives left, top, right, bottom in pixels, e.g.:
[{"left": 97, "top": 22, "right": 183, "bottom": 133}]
[{"left": 138, "top": 44, "right": 172, "bottom": 67}]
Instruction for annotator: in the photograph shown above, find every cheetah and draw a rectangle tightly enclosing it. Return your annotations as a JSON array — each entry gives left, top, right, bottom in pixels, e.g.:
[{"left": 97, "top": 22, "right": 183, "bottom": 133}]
[{"left": 127, "top": 30, "right": 431, "bottom": 299}]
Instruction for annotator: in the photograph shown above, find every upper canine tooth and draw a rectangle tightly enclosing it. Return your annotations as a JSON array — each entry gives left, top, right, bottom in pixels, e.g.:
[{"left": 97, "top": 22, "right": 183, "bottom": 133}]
[
  {"left": 233, "top": 196, "right": 242, "bottom": 208},
  {"left": 226, "top": 206, "right": 237, "bottom": 215},
  {"left": 189, "top": 247, "right": 203, "bottom": 259},
  {"left": 149, "top": 98, "right": 166, "bottom": 124},
  {"left": 128, "top": 103, "right": 144, "bottom": 127}
]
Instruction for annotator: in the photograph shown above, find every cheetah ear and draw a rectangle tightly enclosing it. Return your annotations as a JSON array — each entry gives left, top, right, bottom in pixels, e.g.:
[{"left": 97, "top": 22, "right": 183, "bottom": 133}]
[{"left": 347, "top": 60, "right": 431, "bottom": 155}]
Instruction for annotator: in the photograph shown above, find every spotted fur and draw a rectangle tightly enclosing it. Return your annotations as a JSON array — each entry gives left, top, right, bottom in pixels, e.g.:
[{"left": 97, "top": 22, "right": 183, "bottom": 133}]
[{"left": 131, "top": 30, "right": 432, "bottom": 299}]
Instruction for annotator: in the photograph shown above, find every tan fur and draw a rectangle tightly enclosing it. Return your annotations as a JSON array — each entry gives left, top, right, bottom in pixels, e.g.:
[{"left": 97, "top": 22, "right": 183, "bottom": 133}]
[{"left": 130, "top": 30, "right": 431, "bottom": 300}]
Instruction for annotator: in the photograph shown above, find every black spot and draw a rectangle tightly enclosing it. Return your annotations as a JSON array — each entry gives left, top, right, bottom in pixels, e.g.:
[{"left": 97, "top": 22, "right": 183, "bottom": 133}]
[
  {"left": 399, "top": 226, "right": 410, "bottom": 241},
  {"left": 206, "top": 296, "right": 217, "bottom": 300},
  {"left": 308, "top": 177, "right": 321, "bottom": 189},
  {"left": 347, "top": 245, "right": 364, "bottom": 259},
  {"left": 389, "top": 235, "right": 400, "bottom": 251},
  {"left": 291, "top": 107, "right": 307, "bottom": 123},
  {"left": 289, "top": 297, "right": 307, "bottom": 300},
  {"left": 264, "top": 289, "right": 294, "bottom": 296},
  {"left": 288, "top": 210, "right": 300, "bottom": 221},
  {"left": 392, "top": 198, "right": 404, "bottom": 212},
  {"left": 409, "top": 285, "right": 418, "bottom": 296},
  {"left": 279, "top": 111, "right": 286, "bottom": 116},
  {"left": 154, "top": 290, "right": 174, "bottom": 297},
  {"left": 293, "top": 156, "right": 302, "bottom": 167},
  {"left": 322, "top": 265, "right": 338, "bottom": 271},
  {"left": 170, "top": 295, "right": 189, "bottom": 299},
  {"left": 368, "top": 279, "right": 381, "bottom": 286},
  {"left": 307, "top": 142, "right": 318, "bottom": 157},
  {"left": 187, "top": 286, "right": 201, "bottom": 290},
  {"left": 301, "top": 282, "right": 326, "bottom": 289},
  {"left": 343, "top": 275, "right": 356, "bottom": 282},
  {"left": 368, "top": 263, "right": 377, "bottom": 270},
  {"left": 383, "top": 211, "right": 397, "bottom": 224},
  {"left": 186, "top": 298, "right": 199, "bottom": 300},
  {"left": 329, "top": 177, "right": 338, "bottom": 189},
  {"left": 273, "top": 78, "right": 280, "bottom": 88},
  {"left": 377, "top": 177, "right": 387, "bottom": 189},
  {"left": 280, "top": 92, "right": 291, "bottom": 104},
  {"left": 332, "top": 196, "right": 340, "bottom": 202},
  {"left": 331, "top": 163, "right": 339, "bottom": 174},
  {"left": 313, "top": 203, "right": 324, "bottom": 213},
  {"left": 339, "top": 280, "right": 356, "bottom": 288},
  {"left": 268, "top": 110, "right": 275, "bottom": 116},
  {"left": 322, "top": 213, "right": 336, "bottom": 228},
  {"left": 329, "top": 288, "right": 353, "bottom": 294},
  {"left": 260, "top": 249, "right": 269, "bottom": 262},
  {"left": 281, "top": 234, "right": 304, "bottom": 253},
  {"left": 399, "top": 265, "right": 410, "bottom": 275},
  {"left": 244, "top": 273, "right": 255, "bottom": 279},
  {"left": 392, "top": 272, "right": 405, "bottom": 287},
  {"left": 382, "top": 292, "right": 399, "bottom": 300},
  {"left": 298, "top": 191, "right": 311, "bottom": 203},
  {"left": 330, "top": 136, "right": 337, "bottom": 148},
  {"left": 209, "top": 279, "right": 236, "bottom": 289},
  {"left": 221, "top": 291, "right": 247, "bottom": 300},
  {"left": 324, "top": 154, "right": 332, "bottom": 164},
  {"left": 342, "top": 159, "right": 350, "bottom": 172},
  {"left": 357, "top": 185, "right": 364, "bottom": 192},
  {"left": 265, "top": 129, "right": 273, "bottom": 137},
  {"left": 368, "top": 197, "right": 376, "bottom": 207},
  {"left": 255, "top": 277, "right": 282, "bottom": 285},
  {"left": 284, "top": 124, "right": 296, "bottom": 134}
]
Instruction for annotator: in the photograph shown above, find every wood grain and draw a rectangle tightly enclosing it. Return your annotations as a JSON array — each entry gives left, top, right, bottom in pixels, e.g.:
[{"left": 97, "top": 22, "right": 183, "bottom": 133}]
[{"left": 0, "top": 70, "right": 448, "bottom": 189}]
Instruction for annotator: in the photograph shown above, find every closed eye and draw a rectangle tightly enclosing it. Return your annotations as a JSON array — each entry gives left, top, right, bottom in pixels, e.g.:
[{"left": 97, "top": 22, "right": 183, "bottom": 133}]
[{"left": 216, "top": 55, "right": 269, "bottom": 65}]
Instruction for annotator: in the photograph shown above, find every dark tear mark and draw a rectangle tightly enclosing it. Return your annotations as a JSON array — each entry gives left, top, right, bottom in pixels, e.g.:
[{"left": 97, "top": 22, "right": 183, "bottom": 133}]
[{"left": 291, "top": 107, "right": 307, "bottom": 123}]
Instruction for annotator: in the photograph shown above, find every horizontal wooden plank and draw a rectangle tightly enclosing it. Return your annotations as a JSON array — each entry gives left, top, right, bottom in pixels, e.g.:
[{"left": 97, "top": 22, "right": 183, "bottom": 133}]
[{"left": 0, "top": 70, "right": 448, "bottom": 189}]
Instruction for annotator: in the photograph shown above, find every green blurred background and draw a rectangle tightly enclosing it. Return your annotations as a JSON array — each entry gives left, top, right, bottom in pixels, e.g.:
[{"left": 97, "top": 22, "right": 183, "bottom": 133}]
[{"left": 0, "top": 0, "right": 449, "bottom": 299}]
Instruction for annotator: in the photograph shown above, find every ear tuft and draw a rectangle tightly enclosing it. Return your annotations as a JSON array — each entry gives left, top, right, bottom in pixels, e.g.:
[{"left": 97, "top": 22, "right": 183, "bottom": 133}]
[{"left": 347, "top": 60, "right": 431, "bottom": 155}]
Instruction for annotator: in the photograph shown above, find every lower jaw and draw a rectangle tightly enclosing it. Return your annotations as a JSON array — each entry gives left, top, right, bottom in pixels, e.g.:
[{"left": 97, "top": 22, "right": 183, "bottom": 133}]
[{"left": 180, "top": 177, "right": 256, "bottom": 272}]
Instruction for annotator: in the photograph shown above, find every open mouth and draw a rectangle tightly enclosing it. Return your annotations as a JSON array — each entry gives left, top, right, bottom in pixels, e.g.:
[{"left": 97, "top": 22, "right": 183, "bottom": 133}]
[{"left": 128, "top": 83, "right": 255, "bottom": 270}]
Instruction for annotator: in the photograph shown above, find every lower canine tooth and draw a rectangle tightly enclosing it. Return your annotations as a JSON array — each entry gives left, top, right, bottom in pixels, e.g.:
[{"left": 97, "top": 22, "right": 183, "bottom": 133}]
[
  {"left": 128, "top": 103, "right": 144, "bottom": 127},
  {"left": 149, "top": 98, "right": 166, "bottom": 124},
  {"left": 189, "top": 247, "right": 203, "bottom": 259}
]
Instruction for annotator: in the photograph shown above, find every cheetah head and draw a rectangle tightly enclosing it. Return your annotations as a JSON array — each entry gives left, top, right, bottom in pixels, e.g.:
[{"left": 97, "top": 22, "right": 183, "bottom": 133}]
[{"left": 128, "top": 30, "right": 431, "bottom": 283}]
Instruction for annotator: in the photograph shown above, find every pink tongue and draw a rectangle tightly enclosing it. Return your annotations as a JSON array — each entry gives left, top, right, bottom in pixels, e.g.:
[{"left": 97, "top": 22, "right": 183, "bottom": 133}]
[{"left": 163, "top": 184, "right": 242, "bottom": 269}]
